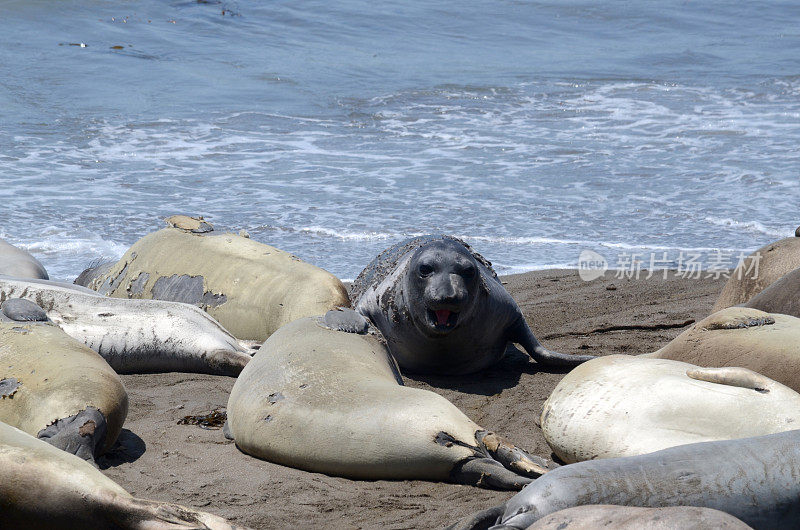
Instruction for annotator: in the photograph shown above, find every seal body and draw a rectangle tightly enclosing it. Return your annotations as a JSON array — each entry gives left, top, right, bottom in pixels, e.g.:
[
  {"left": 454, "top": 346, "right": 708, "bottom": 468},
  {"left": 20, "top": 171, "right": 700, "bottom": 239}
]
[
  {"left": 541, "top": 355, "right": 800, "bottom": 464},
  {"left": 743, "top": 266, "right": 800, "bottom": 318},
  {"left": 713, "top": 231, "right": 800, "bottom": 311},
  {"left": 351, "top": 235, "right": 593, "bottom": 375},
  {"left": 0, "top": 313, "right": 127, "bottom": 462},
  {"left": 521, "top": 505, "right": 751, "bottom": 530},
  {"left": 0, "top": 420, "right": 245, "bottom": 529},
  {"left": 76, "top": 219, "right": 350, "bottom": 341},
  {"left": 0, "top": 276, "right": 253, "bottom": 375},
  {"left": 226, "top": 310, "right": 552, "bottom": 489},
  {"left": 644, "top": 306, "right": 800, "bottom": 393},
  {"left": 470, "top": 430, "right": 800, "bottom": 529},
  {"left": 0, "top": 238, "right": 48, "bottom": 279}
]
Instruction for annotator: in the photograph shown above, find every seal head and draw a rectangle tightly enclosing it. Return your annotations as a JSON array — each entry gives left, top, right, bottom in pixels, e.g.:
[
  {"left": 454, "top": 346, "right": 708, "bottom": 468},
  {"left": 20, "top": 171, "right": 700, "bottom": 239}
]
[{"left": 404, "top": 239, "right": 480, "bottom": 337}]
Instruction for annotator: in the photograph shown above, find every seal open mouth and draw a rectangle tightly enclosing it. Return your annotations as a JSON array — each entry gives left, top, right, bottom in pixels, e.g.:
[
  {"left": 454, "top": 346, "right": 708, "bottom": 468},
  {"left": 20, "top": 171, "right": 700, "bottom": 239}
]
[{"left": 428, "top": 309, "right": 459, "bottom": 331}]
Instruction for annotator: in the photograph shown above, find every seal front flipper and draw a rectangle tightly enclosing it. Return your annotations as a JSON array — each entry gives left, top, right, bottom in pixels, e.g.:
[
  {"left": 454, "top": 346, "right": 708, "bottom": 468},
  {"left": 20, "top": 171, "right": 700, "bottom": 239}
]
[
  {"left": 509, "top": 317, "right": 595, "bottom": 367},
  {"left": 687, "top": 366, "right": 774, "bottom": 392}
]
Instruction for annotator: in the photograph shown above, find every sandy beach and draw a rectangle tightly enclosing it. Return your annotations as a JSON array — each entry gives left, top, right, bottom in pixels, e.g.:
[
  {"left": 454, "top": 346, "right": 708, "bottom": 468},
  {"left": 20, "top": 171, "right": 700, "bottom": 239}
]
[{"left": 98, "top": 269, "right": 725, "bottom": 529}]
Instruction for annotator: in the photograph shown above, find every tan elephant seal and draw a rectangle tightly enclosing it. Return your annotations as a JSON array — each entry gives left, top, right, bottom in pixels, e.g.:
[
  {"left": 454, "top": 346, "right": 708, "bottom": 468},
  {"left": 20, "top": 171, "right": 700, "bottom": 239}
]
[
  {"left": 0, "top": 237, "right": 48, "bottom": 279},
  {"left": 0, "top": 298, "right": 127, "bottom": 463},
  {"left": 713, "top": 228, "right": 800, "bottom": 311},
  {"left": 541, "top": 354, "right": 800, "bottom": 464},
  {"left": 643, "top": 306, "right": 800, "bottom": 393},
  {"left": 226, "top": 308, "right": 553, "bottom": 490},
  {"left": 743, "top": 266, "right": 800, "bottom": 317},
  {"left": 503, "top": 505, "right": 751, "bottom": 530},
  {"left": 0, "top": 420, "right": 246, "bottom": 529},
  {"left": 76, "top": 216, "right": 349, "bottom": 341},
  {"left": 0, "top": 276, "right": 253, "bottom": 376}
]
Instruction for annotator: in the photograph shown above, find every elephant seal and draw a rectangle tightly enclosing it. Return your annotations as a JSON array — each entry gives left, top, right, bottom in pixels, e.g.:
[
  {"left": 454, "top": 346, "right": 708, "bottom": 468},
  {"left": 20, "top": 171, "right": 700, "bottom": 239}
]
[
  {"left": 643, "top": 306, "right": 800, "bottom": 393},
  {"left": 350, "top": 235, "right": 594, "bottom": 375},
  {"left": 0, "top": 420, "right": 246, "bottom": 529},
  {"left": 0, "top": 275, "right": 254, "bottom": 376},
  {"left": 743, "top": 266, "right": 800, "bottom": 317},
  {"left": 226, "top": 309, "right": 554, "bottom": 489},
  {"left": 451, "top": 429, "right": 800, "bottom": 529},
  {"left": 713, "top": 228, "right": 800, "bottom": 311},
  {"left": 0, "top": 237, "right": 48, "bottom": 279},
  {"left": 0, "top": 300, "right": 127, "bottom": 462},
  {"left": 76, "top": 216, "right": 350, "bottom": 341},
  {"left": 452, "top": 505, "right": 751, "bottom": 530},
  {"left": 541, "top": 354, "right": 800, "bottom": 464}
]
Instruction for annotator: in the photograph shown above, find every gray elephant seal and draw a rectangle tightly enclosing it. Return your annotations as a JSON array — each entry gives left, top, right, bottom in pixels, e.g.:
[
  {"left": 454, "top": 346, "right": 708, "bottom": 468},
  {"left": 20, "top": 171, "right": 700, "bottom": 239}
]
[
  {"left": 743, "top": 266, "right": 800, "bottom": 317},
  {"left": 0, "top": 275, "right": 253, "bottom": 376},
  {"left": 0, "top": 300, "right": 128, "bottom": 463},
  {"left": 463, "top": 505, "right": 750, "bottom": 530},
  {"left": 541, "top": 354, "right": 800, "bottom": 464},
  {"left": 643, "top": 306, "right": 800, "bottom": 393},
  {"left": 452, "top": 429, "right": 800, "bottom": 529},
  {"left": 0, "top": 238, "right": 48, "bottom": 279},
  {"left": 0, "top": 420, "right": 246, "bottom": 529},
  {"left": 713, "top": 228, "right": 800, "bottom": 311},
  {"left": 227, "top": 309, "right": 554, "bottom": 489},
  {"left": 76, "top": 216, "right": 350, "bottom": 341},
  {"left": 351, "top": 235, "right": 594, "bottom": 375}
]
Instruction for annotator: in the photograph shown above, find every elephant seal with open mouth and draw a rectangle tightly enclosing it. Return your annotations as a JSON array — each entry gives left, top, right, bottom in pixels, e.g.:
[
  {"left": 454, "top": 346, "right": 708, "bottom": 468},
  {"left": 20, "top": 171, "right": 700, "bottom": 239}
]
[
  {"left": 0, "top": 298, "right": 127, "bottom": 463},
  {"left": 0, "top": 420, "right": 246, "bottom": 529},
  {"left": 351, "top": 235, "right": 593, "bottom": 375},
  {"left": 226, "top": 308, "right": 554, "bottom": 489}
]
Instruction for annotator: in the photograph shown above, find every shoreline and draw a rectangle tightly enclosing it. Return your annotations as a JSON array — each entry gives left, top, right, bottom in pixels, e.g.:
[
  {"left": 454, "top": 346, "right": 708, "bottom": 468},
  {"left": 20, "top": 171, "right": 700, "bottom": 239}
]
[{"left": 99, "top": 269, "right": 726, "bottom": 529}]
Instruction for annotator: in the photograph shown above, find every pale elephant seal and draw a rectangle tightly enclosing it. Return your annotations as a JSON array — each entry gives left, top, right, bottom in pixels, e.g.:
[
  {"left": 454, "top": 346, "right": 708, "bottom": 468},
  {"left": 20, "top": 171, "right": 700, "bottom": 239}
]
[
  {"left": 0, "top": 420, "right": 245, "bottom": 529},
  {"left": 541, "top": 354, "right": 800, "bottom": 464},
  {"left": 713, "top": 229, "right": 800, "bottom": 311},
  {"left": 643, "top": 306, "right": 800, "bottom": 393},
  {"left": 0, "top": 275, "right": 253, "bottom": 376},
  {"left": 454, "top": 505, "right": 751, "bottom": 530},
  {"left": 0, "top": 301, "right": 127, "bottom": 463},
  {"left": 743, "top": 266, "right": 800, "bottom": 317},
  {"left": 452, "top": 429, "right": 800, "bottom": 529},
  {"left": 76, "top": 216, "right": 350, "bottom": 341},
  {"left": 351, "top": 235, "right": 594, "bottom": 375},
  {"left": 0, "top": 237, "right": 48, "bottom": 279},
  {"left": 226, "top": 309, "right": 554, "bottom": 489}
]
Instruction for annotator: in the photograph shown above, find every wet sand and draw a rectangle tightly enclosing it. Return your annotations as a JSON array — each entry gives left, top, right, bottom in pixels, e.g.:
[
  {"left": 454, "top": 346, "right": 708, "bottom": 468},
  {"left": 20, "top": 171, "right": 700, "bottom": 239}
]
[{"left": 99, "top": 269, "right": 724, "bottom": 529}]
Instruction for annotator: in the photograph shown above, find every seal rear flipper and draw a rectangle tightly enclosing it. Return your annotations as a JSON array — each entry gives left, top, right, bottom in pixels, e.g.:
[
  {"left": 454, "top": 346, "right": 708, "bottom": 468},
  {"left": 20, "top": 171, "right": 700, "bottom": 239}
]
[
  {"left": 445, "top": 504, "right": 507, "bottom": 530},
  {"left": 105, "top": 496, "right": 247, "bottom": 530},
  {"left": 1, "top": 298, "right": 48, "bottom": 322},
  {"left": 74, "top": 260, "right": 115, "bottom": 288},
  {"left": 509, "top": 317, "right": 595, "bottom": 367},
  {"left": 687, "top": 366, "right": 774, "bottom": 392},
  {"left": 450, "top": 457, "right": 535, "bottom": 490},
  {"left": 476, "top": 430, "right": 553, "bottom": 477},
  {"left": 37, "top": 407, "right": 107, "bottom": 465}
]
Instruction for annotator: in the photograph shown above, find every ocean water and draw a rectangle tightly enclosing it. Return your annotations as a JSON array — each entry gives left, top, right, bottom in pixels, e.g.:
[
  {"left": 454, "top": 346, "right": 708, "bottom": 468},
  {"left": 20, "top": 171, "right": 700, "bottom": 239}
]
[{"left": 1, "top": 1, "right": 798, "bottom": 281}]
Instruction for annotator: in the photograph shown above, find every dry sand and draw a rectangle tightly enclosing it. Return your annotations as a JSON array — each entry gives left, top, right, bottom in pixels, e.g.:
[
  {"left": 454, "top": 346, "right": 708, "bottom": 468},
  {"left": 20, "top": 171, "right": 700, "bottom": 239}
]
[{"left": 99, "top": 269, "right": 725, "bottom": 529}]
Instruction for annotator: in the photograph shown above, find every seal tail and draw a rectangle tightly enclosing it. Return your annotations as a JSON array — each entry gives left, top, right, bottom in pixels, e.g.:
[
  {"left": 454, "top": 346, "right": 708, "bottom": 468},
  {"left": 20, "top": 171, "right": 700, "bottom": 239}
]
[{"left": 510, "top": 318, "right": 595, "bottom": 367}]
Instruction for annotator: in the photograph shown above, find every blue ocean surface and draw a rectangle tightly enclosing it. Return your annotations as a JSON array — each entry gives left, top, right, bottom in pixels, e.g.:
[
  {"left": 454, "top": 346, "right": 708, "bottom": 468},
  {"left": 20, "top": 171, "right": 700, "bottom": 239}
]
[{"left": 1, "top": 0, "right": 798, "bottom": 280}]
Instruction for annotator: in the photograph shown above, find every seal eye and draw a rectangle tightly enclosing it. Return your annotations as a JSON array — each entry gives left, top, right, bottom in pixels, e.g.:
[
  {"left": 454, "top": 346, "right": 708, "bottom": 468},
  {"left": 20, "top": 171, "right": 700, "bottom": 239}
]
[
  {"left": 461, "top": 266, "right": 476, "bottom": 279},
  {"left": 418, "top": 264, "right": 434, "bottom": 277}
]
